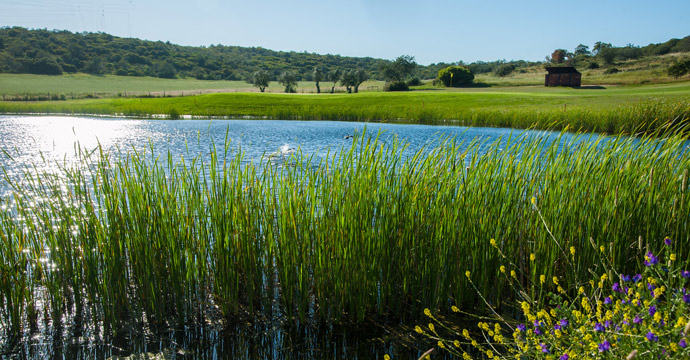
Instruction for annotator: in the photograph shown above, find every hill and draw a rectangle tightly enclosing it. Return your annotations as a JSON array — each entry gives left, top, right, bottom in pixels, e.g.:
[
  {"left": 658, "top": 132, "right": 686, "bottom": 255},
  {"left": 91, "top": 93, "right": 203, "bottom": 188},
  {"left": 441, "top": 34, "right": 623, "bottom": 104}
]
[{"left": 0, "top": 26, "right": 689, "bottom": 84}]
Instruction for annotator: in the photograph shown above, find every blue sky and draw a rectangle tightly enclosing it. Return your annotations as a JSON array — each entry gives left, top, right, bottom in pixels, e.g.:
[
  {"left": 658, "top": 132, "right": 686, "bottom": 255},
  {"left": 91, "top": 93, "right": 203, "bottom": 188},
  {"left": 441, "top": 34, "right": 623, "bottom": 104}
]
[{"left": 1, "top": 0, "right": 689, "bottom": 65}]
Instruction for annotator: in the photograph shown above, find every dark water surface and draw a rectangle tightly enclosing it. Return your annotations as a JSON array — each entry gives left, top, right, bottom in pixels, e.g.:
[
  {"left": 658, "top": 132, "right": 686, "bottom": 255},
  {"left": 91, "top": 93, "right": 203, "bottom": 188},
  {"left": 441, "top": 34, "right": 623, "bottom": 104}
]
[{"left": 0, "top": 116, "right": 575, "bottom": 359}]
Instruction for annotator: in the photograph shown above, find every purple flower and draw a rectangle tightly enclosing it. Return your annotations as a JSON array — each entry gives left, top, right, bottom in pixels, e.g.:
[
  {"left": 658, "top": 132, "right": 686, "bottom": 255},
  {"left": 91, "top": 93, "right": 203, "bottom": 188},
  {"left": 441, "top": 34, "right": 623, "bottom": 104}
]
[
  {"left": 604, "top": 320, "right": 612, "bottom": 328},
  {"left": 649, "top": 305, "right": 657, "bottom": 316},
  {"left": 604, "top": 296, "right": 612, "bottom": 305},
  {"left": 534, "top": 327, "right": 542, "bottom": 336},
  {"left": 594, "top": 323, "right": 605, "bottom": 332},
  {"left": 517, "top": 324, "right": 526, "bottom": 332},
  {"left": 539, "top": 343, "right": 549, "bottom": 354},
  {"left": 633, "top": 315, "right": 642, "bottom": 324},
  {"left": 598, "top": 340, "right": 611, "bottom": 352},
  {"left": 644, "top": 252, "right": 659, "bottom": 266},
  {"left": 560, "top": 319, "right": 569, "bottom": 328},
  {"left": 553, "top": 324, "right": 561, "bottom": 331},
  {"left": 680, "top": 339, "right": 687, "bottom": 349},
  {"left": 664, "top": 237, "right": 672, "bottom": 246},
  {"left": 612, "top": 283, "right": 621, "bottom": 292},
  {"left": 646, "top": 331, "right": 658, "bottom": 342},
  {"left": 682, "top": 270, "right": 690, "bottom": 278},
  {"left": 560, "top": 354, "right": 569, "bottom": 360},
  {"left": 621, "top": 299, "right": 628, "bottom": 304},
  {"left": 633, "top": 274, "right": 643, "bottom": 282},
  {"left": 622, "top": 274, "right": 631, "bottom": 282},
  {"left": 683, "top": 293, "right": 690, "bottom": 304}
]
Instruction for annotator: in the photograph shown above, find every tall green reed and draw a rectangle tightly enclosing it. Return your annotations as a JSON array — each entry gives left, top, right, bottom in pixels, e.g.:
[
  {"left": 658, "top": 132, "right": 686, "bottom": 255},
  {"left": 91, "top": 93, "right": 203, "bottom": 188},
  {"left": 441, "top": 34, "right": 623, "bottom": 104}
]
[{"left": 0, "top": 126, "right": 688, "bottom": 343}]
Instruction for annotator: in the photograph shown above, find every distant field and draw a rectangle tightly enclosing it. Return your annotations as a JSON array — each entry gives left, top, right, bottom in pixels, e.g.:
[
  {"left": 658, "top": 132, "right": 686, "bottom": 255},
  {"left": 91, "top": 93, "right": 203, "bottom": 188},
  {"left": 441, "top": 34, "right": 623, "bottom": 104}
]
[
  {"left": 0, "top": 73, "right": 386, "bottom": 98},
  {"left": 2, "top": 82, "right": 689, "bottom": 134}
]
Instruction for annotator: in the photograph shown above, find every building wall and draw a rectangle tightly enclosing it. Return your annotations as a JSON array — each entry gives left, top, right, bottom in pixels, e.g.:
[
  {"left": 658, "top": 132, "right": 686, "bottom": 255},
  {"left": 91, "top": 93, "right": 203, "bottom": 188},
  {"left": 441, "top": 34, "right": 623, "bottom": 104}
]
[{"left": 545, "top": 73, "right": 581, "bottom": 87}]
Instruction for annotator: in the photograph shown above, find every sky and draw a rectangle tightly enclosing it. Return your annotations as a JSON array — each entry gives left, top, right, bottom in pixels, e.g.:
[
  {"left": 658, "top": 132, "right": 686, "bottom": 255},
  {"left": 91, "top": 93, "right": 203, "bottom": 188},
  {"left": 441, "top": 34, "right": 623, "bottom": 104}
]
[{"left": 1, "top": 0, "right": 689, "bottom": 65}]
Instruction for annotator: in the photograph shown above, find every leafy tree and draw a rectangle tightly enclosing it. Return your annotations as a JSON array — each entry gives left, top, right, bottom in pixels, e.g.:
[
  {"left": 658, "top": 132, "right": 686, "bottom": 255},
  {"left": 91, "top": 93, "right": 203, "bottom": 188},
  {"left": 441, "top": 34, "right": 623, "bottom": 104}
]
[
  {"left": 381, "top": 55, "right": 416, "bottom": 83},
  {"left": 250, "top": 70, "right": 270, "bottom": 92},
  {"left": 83, "top": 56, "right": 105, "bottom": 75},
  {"left": 550, "top": 49, "right": 568, "bottom": 64},
  {"left": 278, "top": 70, "right": 297, "bottom": 93},
  {"left": 313, "top": 66, "right": 322, "bottom": 93},
  {"left": 574, "top": 44, "right": 590, "bottom": 56},
  {"left": 352, "top": 69, "right": 368, "bottom": 93},
  {"left": 599, "top": 47, "right": 616, "bottom": 65},
  {"left": 340, "top": 70, "right": 356, "bottom": 93},
  {"left": 327, "top": 69, "right": 341, "bottom": 93},
  {"left": 593, "top": 41, "right": 612, "bottom": 55},
  {"left": 437, "top": 65, "right": 474, "bottom": 87}
]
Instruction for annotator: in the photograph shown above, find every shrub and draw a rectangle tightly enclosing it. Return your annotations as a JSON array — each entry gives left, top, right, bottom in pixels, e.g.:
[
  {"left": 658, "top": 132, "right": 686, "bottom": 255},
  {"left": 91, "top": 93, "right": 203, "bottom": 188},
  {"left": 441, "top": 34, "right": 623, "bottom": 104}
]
[
  {"left": 407, "top": 77, "right": 422, "bottom": 86},
  {"left": 437, "top": 66, "right": 474, "bottom": 87},
  {"left": 587, "top": 62, "right": 600, "bottom": 69},
  {"left": 494, "top": 64, "right": 515, "bottom": 77},
  {"left": 384, "top": 81, "right": 409, "bottom": 92},
  {"left": 668, "top": 60, "right": 690, "bottom": 78}
]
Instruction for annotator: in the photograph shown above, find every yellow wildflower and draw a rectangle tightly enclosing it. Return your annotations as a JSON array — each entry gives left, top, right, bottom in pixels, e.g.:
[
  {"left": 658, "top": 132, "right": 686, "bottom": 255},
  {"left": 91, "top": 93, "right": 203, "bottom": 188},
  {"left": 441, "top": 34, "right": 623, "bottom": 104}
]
[
  {"left": 530, "top": 253, "right": 535, "bottom": 261},
  {"left": 670, "top": 253, "right": 676, "bottom": 261},
  {"left": 540, "top": 275, "right": 546, "bottom": 284},
  {"left": 569, "top": 246, "right": 576, "bottom": 256},
  {"left": 465, "top": 270, "right": 471, "bottom": 279},
  {"left": 490, "top": 238, "right": 497, "bottom": 247},
  {"left": 452, "top": 305, "right": 460, "bottom": 313},
  {"left": 552, "top": 276, "right": 559, "bottom": 285},
  {"left": 500, "top": 265, "right": 506, "bottom": 273},
  {"left": 511, "top": 270, "right": 517, "bottom": 278}
]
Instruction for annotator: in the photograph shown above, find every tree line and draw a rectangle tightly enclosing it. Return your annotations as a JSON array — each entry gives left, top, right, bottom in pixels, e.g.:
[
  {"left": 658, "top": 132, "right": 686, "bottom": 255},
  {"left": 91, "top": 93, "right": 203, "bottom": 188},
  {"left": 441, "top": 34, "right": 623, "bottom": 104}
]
[{"left": 1, "top": 27, "right": 688, "bottom": 84}]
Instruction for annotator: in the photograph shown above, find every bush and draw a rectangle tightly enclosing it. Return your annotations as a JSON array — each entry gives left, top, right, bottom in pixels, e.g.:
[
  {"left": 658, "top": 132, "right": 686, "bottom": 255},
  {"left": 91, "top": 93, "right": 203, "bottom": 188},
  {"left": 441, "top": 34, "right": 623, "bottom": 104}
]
[
  {"left": 587, "top": 62, "right": 600, "bottom": 69},
  {"left": 438, "top": 66, "right": 474, "bottom": 87},
  {"left": 384, "top": 81, "right": 409, "bottom": 92},
  {"left": 407, "top": 77, "right": 422, "bottom": 86},
  {"left": 494, "top": 64, "right": 515, "bottom": 77},
  {"left": 668, "top": 60, "right": 690, "bottom": 78},
  {"left": 603, "top": 67, "right": 620, "bottom": 75}
]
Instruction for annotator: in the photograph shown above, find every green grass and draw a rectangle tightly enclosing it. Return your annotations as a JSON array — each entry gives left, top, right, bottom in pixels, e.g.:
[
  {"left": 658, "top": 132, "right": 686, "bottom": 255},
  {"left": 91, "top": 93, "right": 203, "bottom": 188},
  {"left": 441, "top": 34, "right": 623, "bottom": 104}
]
[
  {"left": 0, "top": 73, "right": 385, "bottom": 98},
  {"left": 1, "top": 128, "right": 689, "bottom": 342},
  {"left": 1, "top": 82, "right": 689, "bottom": 134}
]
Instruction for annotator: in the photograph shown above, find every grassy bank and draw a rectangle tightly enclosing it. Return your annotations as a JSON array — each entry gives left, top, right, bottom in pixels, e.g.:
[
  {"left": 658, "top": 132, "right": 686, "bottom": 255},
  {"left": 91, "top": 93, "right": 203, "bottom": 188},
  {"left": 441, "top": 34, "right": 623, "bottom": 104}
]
[
  {"left": 1, "top": 82, "right": 690, "bottom": 134},
  {"left": 1, "top": 129, "right": 688, "bottom": 342},
  {"left": 0, "top": 73, "right": 384, "bottom": 98}
]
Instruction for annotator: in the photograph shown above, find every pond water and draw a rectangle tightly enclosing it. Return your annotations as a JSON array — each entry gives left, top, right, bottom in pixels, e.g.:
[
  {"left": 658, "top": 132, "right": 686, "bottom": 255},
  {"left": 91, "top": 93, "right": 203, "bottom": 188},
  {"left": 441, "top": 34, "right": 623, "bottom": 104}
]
[
  {"left": 0, "top": 115, "right": 575, "bottom": 181},
  {"left": 0, "top": 116, "right": 577, "bottom": 359}
]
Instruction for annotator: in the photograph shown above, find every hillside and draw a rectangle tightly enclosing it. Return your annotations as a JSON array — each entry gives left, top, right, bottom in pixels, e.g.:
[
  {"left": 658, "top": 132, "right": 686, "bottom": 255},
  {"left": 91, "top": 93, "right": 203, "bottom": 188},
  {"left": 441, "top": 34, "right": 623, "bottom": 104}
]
[{"left": 0, "top": 26, "right": 689, "bottom": 84}]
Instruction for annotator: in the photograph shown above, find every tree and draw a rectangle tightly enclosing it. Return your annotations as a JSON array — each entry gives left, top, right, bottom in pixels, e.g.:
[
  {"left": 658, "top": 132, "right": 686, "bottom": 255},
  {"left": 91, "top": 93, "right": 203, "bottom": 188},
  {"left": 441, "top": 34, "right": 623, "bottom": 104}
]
[
  {"left": 327, "top": 69, "right": 341, "bottom": 93},
  {"left": 352, "top": 68, "right": 368, "bottom": 93},
  {"left": 437, "top": 66, "right": 474, "bottom": 87},
  {"left": 550, "top": 49, "right": 568, "bottom": 64},
  {"left": 592, "top": 41, "right": 612, "bottom": 56},
  {"left": 574, "top": 44, "right": 591, "bottom": 56},
  {"left": 599, "top": 47, "right": 616, "bottom": 65},
  {"left": 340, "top": 70, "right": 356, "bottom": 93},
  {"left": 250, "top": 70, "right": 270, "bottom": 92},
  {"left": 278, "top": 70, "right": 297, "bottom": 93},
  {"left": 313, "top": 66, "right": 322, "bottom": 93},
  {"left": 381, "top": 55, "right": 417, "bottom": 83}
]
